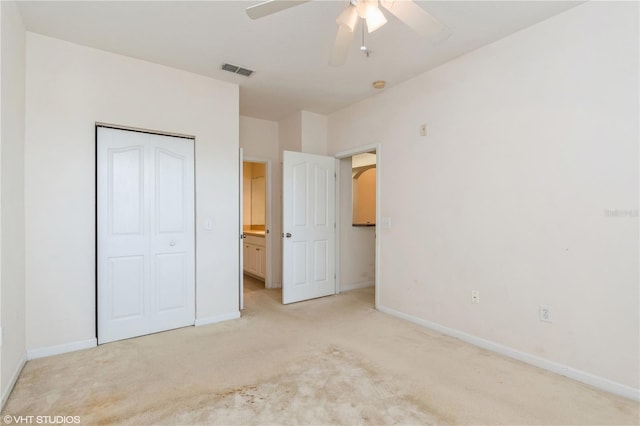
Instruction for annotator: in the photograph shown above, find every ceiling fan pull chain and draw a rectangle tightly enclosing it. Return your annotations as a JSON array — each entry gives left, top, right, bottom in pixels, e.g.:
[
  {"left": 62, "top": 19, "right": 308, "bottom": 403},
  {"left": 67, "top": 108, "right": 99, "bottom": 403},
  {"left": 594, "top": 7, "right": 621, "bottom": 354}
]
[{"left": 360, "top": 18, "right": 371, "bottom": 57}]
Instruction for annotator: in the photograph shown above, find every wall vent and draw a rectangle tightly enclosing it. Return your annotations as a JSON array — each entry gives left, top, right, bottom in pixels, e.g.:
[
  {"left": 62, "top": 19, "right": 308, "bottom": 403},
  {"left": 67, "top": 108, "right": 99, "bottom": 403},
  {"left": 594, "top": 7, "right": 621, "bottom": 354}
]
[{"left": 221, "top": 63, "right": 254, "bottom": 77}]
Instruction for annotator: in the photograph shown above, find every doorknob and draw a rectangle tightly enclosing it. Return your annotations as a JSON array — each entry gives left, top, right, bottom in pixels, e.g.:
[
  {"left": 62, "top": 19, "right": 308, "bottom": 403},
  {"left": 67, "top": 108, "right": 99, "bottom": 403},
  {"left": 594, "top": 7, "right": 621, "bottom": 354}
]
[
  {"left": 169, "top": 241, "right": 176, "bottom": 246},
  {"left": 285, "top": 233, "right": 292, "bottom": 238}
]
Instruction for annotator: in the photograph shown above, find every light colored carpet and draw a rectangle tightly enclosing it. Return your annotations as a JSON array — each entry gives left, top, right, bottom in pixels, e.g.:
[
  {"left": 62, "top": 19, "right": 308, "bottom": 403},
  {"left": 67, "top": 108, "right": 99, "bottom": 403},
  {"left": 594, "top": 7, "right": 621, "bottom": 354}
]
[
  {"left": 124, "top": 348, "right": 438, "bottom": 425},
  {"left": 2, "top": 276, "right": 638, "bottom": 425}
]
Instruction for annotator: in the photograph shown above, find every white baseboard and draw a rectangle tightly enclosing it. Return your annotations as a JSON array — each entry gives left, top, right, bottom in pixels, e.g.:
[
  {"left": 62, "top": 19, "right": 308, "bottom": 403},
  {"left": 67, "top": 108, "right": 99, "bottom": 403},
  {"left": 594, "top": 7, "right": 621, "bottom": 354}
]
[
  {"left": 377, "top": 305, "right": 640, "bottom": 401},
  {"left": 340, "top": 281, "right": 374, "bottom": 292},
  {"left": 1, "top": 354, "right": 26, "bottom": 410},
  {"left": 27, "top": 338, "right": 97, "bottom": 360},
  {"left": 195, "top": 311, "right": 240, "bottom": 326}
]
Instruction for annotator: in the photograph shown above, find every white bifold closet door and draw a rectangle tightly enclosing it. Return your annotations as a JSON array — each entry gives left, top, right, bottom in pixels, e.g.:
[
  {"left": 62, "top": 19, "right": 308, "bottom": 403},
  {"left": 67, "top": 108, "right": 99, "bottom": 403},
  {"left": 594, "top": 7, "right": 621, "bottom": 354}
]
[{"left": 97, "top": 127, "right": 195, "bottom": 344}]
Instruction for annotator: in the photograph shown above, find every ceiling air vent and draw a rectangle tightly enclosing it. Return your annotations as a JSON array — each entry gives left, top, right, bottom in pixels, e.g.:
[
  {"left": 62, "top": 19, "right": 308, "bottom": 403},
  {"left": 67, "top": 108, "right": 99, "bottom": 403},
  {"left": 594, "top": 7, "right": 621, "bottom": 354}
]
[{"left": 221, "top": 63, "right": 254, "bottom": 77}]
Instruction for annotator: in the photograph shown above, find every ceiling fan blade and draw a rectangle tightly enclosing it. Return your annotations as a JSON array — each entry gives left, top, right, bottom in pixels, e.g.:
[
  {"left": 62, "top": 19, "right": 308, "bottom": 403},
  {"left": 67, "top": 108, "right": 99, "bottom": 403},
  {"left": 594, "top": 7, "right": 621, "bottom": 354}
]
[
  {"left": 246, "top": 0, "right": 311, "bottom": 20},
  {"left": 380, "top": 0, "right": 451, "bottom": 42},
  {"left": 329, "top": 25, "right": 357, "bottom": 67}
]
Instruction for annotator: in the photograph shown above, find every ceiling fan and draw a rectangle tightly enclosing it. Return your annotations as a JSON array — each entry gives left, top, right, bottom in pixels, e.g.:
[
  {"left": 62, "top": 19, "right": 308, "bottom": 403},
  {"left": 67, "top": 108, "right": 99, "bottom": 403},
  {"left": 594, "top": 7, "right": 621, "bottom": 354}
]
[{"left": 246, "top": 0, "right": 451, "bottom": 66}]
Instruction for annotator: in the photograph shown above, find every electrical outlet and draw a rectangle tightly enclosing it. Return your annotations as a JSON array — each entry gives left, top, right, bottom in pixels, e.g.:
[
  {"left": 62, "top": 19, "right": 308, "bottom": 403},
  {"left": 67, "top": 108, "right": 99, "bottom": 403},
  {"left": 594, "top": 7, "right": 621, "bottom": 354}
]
[
  {"left": 471, "top": 290, "right": 480, "bottom": 304},
  {"left": 539, "top": 305, "right": 552, "bottom": 323}
]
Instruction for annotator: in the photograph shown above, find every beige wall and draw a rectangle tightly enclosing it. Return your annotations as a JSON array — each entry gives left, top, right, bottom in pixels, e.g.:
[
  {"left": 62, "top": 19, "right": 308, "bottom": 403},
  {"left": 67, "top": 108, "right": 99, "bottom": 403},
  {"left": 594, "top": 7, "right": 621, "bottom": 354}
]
[
  {"left": 353, "top": 168, "right": 376, "bottom": 225},
  {"left": 328, "top": 2, "right": 639, "bottom": 398},
  {"left": 301, "top": 111, "right": 327, "bottom": 155},
  {"left": 0, "top": 0, "right": 26, "bottom": 407},
  {"left": 279, "top": 110, "right": 328, "bottom": 157},
  {"left": 25, "top": 33, "right": 240, "bottom": 354},
  {"left": 278, "top": 111, "right": 302, "bottom": 157}
]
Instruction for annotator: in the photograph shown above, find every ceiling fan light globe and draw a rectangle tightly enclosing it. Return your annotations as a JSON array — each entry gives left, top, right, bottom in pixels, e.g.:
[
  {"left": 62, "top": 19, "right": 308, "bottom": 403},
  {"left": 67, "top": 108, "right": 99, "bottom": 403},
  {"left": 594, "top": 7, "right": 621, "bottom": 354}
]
[
  {"left": 366, "top": 8, "right": 387, "bottom": 32},
  {"left": 356, "top": 0, "right": 376, "bottom": 19},
  {"left": 336, "top": 4, "right": 359, "bottom": 32}
]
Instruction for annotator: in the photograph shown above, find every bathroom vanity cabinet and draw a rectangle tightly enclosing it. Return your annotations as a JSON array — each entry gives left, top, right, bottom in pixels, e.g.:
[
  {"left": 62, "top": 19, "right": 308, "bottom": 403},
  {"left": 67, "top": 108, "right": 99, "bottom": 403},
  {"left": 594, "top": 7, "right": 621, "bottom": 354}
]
[{"left": 243, "top": 234, "right": 266, "bottom": 280}]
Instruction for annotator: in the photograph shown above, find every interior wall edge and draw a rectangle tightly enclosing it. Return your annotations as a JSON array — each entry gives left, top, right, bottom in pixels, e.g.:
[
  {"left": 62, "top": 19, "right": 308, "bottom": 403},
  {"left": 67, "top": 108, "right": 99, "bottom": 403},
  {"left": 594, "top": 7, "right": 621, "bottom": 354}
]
[
  {"left": 26, "top": 338, "right": 97, "bottom": 361},
  {"left": 340, "top": 281, "right": 374, "bottom": 292},
  {"left": 194, "top": 311, "right": 240, "bottom": 327},
  {"left": 377, "top": 304, "right": 640, "bottom": 402},
  {"left": 0, "top": 354, "right": 25, "bottom": 411}
]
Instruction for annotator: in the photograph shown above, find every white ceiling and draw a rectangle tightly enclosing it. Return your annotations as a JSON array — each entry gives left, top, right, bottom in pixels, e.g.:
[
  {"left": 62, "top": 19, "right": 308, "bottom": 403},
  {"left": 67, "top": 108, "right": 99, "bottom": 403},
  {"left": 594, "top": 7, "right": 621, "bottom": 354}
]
[{"left": 16, "top": 0, "right": 581, "bottom": 121}]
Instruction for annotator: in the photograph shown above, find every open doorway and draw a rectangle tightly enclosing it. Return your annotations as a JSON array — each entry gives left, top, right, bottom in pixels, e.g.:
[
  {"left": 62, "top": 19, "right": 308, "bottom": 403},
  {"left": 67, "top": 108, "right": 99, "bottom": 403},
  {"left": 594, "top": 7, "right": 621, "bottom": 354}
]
[
  {"left": 336, "top": 146, "right": 380, "bottom": 308},
  {"left": 242, "top": 161, "right": 268, "bottom": 284},
  {"left": 240, "top": 158, "right": 275, "bottom": 311}
]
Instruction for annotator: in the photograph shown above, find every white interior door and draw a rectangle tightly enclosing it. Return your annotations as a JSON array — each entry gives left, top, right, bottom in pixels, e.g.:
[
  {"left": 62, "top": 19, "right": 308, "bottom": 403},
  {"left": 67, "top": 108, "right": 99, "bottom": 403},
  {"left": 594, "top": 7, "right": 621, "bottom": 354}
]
[
  {"left": 239, "top": 149, "right": 244, "bottom": 310},
  {"left": 282, "top": 150, "right": 336, "bottom": 304},
  {"left": 97, "top": 127, "right": 195, "bottom": 344}
]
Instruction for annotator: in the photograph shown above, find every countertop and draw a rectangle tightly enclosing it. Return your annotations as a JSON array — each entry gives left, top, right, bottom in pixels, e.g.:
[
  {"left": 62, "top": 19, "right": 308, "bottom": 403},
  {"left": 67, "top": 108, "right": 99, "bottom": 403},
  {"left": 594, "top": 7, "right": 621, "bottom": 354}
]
[{"left": 244, "top": 230, "right": 266, "bottom": 237}]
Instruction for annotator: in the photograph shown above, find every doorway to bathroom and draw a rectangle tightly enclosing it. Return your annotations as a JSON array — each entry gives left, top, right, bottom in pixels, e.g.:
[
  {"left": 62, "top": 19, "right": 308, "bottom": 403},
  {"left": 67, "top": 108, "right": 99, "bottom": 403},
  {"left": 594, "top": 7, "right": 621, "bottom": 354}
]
[{"left": 240, "top": 159, "right": 271, "bottom": 309}]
